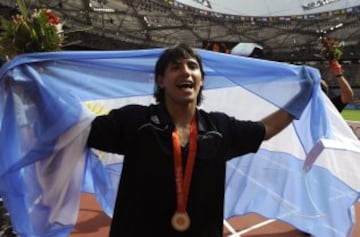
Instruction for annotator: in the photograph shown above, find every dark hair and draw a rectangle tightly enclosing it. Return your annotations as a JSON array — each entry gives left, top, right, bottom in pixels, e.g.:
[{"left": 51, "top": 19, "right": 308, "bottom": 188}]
[{"left": 154, "top": 43, "right": 205, "bottom": 105}]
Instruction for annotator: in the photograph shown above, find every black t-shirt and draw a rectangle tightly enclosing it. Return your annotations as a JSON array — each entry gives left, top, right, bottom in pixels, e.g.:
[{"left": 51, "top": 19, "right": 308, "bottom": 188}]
[
  {"left": 88, "top": 103, "right": 265, "bottom": 237},
  {"left": 331, "top": 95, "right": 347, "bottom": 112}
]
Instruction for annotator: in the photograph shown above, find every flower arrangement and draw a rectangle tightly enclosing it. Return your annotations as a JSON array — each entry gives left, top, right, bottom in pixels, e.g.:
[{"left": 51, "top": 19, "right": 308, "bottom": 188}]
[
  {"left": 319, "top": 36, "right": 343, "bottom": 61},
  {"left": 0, "top": 0, "right": 64, "bottom": 59}
]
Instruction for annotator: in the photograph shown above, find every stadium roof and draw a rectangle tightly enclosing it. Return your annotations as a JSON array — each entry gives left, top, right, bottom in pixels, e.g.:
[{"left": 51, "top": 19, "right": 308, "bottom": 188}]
[
  {"left": 1, "top": 0, "right": 360, "bottom": 61},
  {"left": 177, "top": 0, "right": 360, "bottom": 16}
]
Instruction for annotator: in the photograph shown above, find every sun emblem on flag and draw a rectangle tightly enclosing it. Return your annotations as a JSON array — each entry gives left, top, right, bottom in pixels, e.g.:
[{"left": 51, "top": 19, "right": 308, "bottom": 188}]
[{"left": 85, "top": 101, "right": 109, "bottom": 116}]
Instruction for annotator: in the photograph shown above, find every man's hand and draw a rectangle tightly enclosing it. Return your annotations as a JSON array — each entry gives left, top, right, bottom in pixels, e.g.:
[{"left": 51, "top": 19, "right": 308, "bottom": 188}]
[
  {"left": 329, "top": 60, "right": 354, "bottom": 105},
  {"left": 329, "top": 60, "right": 343, "bottom": 76}
]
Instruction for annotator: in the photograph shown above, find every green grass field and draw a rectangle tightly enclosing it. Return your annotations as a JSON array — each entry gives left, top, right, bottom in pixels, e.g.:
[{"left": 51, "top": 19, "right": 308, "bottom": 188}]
[{"left": 342, "top": 109, "right": 360, "bottom": 121}]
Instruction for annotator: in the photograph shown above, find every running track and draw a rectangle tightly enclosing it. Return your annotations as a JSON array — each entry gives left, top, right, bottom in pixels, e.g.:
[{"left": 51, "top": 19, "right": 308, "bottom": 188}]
[{"left": 70, "top": 193, "right": 360, "bottom": 236}]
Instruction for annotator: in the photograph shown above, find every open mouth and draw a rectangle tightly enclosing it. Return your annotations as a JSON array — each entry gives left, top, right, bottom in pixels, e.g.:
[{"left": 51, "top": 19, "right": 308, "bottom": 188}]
[{"left": 177, "top": 82, "right": 194, "bottom": 89}]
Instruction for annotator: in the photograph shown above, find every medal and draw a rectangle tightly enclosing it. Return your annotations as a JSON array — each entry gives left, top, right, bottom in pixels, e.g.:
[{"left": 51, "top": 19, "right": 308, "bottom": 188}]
[
  {"left": 171, "top": 211, "right": 191, "bottom": 232},
  {"left": 171, "top": 116, "right": 198, "bottom": 232}
]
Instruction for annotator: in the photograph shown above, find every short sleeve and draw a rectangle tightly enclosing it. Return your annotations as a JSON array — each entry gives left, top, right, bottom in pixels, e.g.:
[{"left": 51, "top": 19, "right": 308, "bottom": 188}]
[
  {"left": 208, "top": 112, "right": 265, "bottom": 160},
  {"left": 87, "top": 105, "right": 148, "bottom": 154}
]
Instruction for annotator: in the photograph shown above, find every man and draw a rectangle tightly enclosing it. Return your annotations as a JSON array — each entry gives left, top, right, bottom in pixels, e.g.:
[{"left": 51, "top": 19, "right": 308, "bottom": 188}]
[
  {"left": 87, "top": 43, "right": 306, "bottom": 236},
  {"left": 321, "top": 59, "right": 354, "bottom": 112}
]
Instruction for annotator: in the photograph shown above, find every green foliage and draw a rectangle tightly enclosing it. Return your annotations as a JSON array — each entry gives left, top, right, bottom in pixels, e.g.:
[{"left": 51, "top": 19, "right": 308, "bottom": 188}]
[
  {"left": 0, "top": 17, "right": 18, "bottom": 58},
  {"left": 325, "top": 47, "right": 343, "bottom": 61},
  {"left": 0, "top": 0, "right": 64, "bottom": 59},
  {"left": 320, "top": 36, "right": 343, "bottom": 61}
]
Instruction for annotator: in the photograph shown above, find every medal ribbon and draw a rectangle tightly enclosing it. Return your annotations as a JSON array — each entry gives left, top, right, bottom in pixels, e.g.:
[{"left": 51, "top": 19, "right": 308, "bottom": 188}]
[{"left": 172, "top": 116, "right": 198, "bottom": 213}]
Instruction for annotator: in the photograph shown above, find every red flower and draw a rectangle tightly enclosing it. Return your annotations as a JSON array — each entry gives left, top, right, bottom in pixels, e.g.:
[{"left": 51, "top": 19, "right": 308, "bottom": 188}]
[{"left": 45, "top": 10, "right": 60, "bottom": 25}]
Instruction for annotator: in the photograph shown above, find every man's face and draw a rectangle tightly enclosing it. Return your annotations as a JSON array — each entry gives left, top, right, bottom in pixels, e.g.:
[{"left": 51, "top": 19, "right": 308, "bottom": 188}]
[{"left": 157, "top": 57, "right": 203, "bottom": 106}]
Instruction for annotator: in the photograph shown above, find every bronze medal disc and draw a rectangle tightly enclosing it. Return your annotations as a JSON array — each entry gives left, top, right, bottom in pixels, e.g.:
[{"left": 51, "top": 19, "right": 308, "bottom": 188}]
[{"left": 171, "top": 212, "right": 190, "bottom": 231}]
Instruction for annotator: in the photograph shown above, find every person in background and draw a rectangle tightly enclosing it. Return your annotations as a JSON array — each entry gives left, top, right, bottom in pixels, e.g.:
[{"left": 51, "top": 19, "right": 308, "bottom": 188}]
[
  {"left": 87, "top": 43, "right": 307, "bottom": 237},
  {"left": 301, "top": 60, "right": 354, "bottom": 237},
  {"left": 321, "top": 59, "right": 354, "bottom": 112}
]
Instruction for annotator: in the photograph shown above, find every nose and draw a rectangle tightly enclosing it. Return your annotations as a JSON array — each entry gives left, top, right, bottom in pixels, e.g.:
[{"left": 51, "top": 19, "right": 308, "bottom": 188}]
[{"left": 180, "top": 64, "right": 191, "bottom": 76}]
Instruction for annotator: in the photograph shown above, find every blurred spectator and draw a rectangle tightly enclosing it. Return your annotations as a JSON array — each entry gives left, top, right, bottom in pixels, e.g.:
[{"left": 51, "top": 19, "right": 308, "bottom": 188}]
[{"left": 321, "top": 59, "right": 354, "bottom": 112}]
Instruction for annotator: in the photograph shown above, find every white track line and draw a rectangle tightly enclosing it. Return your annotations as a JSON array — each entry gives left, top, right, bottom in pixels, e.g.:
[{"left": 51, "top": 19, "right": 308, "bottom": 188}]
[
  {"left": 223, "top": 219, "right": 240, "bottom": 236},
  {"left": 224, "top": 219, "right": 277, "bottom": 237}
]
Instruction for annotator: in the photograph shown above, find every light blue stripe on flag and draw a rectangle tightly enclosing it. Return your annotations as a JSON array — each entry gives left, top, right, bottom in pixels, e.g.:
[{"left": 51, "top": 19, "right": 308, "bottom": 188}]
[{"left": 0, "top": 49, "right": 359, "bottom": 237}]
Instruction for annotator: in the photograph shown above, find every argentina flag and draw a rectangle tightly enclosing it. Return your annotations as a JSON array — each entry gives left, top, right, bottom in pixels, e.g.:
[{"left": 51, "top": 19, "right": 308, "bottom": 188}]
[{"left": 0, "top": 49, "right": 359, "bottom": 237}]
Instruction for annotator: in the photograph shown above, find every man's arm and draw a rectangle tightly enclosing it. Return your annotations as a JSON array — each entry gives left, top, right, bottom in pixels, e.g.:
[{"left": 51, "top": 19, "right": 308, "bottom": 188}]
[
  {"left": 261, "top": 109, "right": 294, "bottom": 140},
  {"left": 329, "top": 60, "right": 354, "bottom": 104}
]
